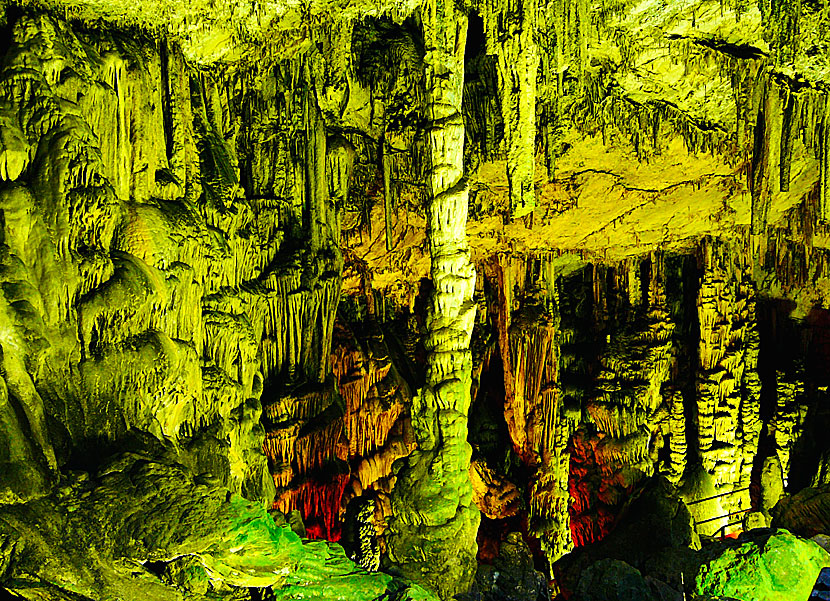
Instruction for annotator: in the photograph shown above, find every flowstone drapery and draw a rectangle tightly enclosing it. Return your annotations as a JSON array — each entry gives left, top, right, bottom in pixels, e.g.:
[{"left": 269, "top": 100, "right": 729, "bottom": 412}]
[
  {"left": 385, "top": 4, "right": 480, "bottom": 598},
  {"left": 487, "top": 0, "right": 538, "bottom": 219}
]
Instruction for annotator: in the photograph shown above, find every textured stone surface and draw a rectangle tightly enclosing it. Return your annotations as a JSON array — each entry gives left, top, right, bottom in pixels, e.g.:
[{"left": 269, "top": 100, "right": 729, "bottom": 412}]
[
  {"left": 458, "top": 532, "right": 548, "bottom": 601},
  {"left": 2, "top": 0, "right": 830, "bottom": 597},
  {"left": 0, "top": 449, "right": 435, "bottom": 600},
  {"left": 469, "top": 458, "right": 520, "bottom": 520},
  {"left": 384, "top": 4, "right": 480, "bottom": 598},
  {"left": 772, "top": 485, "right": 830, "bottom": 538},
  {"left": 695, "top": 531, "right": 830, "bottom": 601},
  {"left": 687, "top": 240, "right": 761, "bottom": 535},
  {"left": 575, "top": 559, "right": 659, "bottom": 601}
]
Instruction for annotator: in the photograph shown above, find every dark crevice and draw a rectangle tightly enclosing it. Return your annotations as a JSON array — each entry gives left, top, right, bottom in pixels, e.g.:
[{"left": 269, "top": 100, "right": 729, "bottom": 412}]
[
  {"left": 665, "top": 34, "right": 767, "bottom": 60},
  {"left": 465, "top": 11, "right": 485, "bottom": 63},
  {"left": 0, "top": 5, "right": 22, "bottom": 61},
  {"left": 159, "top": 39, "right": 175, "bottom": 164}
]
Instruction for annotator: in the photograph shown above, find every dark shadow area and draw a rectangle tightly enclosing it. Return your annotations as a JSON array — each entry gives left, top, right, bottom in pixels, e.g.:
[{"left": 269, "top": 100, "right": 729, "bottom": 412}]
[
  {"left": 0, "top": 5, "right": 22, "bottom": 60},
  {"left": 352, "top": 16, "right": 424, "bottom": 91},
  {"left": 468, "top": 343, "right": 510, "bottom": 467},
  {"left": 465, "top": 11, "right": 486, "bottom": 63}
]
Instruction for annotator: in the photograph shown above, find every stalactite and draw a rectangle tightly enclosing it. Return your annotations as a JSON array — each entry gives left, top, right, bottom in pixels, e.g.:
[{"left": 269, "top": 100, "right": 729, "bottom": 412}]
[
  {"left": 779, "top": 82, "right": 795, "bottom": 193},
  {"left": 347, "top": 398, "right": 404, "bottom": 459},
  {"left": 771, "top": 365, "right": 809, "bottom": 484},
  {"left": 305, "top": 64, "right": 330, "bottom": 254},
  {"left": 257, "top": 264, "right": 342, "bottom": 385},
  {"left": 162, "top": 41, "right": 199, "bottom": 201},
  {"left": 330, "top": 322, "right": 408, "bottom": 458},
  {"left": 357, "top": 435, "right": 413, "bottom": 490},
  {"left": 383, "top": 140, "right": 394, "bottom": 251},
  {"left": 767, "top": 0, "right": 803, "bottom": 64},
  {"left": 276, "top": 473, "right": 351, "bottom": 541},
  {"left": 263, "top": 384, "right": 338, "bottom": 424},
  {"left": 821, "top": 93, "right": 830, "bottom": 224},
  {"left": 294, "top": 419, "right": 348, "bottom": 475},
  {"left": 325, "top": 135, "right": 354, "bottom": 248},
  {"left": 589, "top": 256, "right": 674, "bottom": 444},
  {"left": 750, "top": 72, "right": 782, "bottom": 235},
  {"left": 469, "top": 458, "right": 520, "bottom": 519},
  {"left": 740, "top": 298, "right": 762, "bottom": 493},
  {"left": 462, "top": 52, "right": 501, "bottom": 162},
  {"left": 531, "top": 440, "right": 572, "bottom": 564},
  {"left": 484, "top": 0, "right": 539, "bottom": 218},
  {"left": 262, "top": 304, "right": 415, "bottom": 546},
  {"left": 263, "top": 424, "right": 300, "bottom": 488},
  {"left": 535, "top": 0, "right": 588, "bottom": 180},
  {"left": 482, "top": 253, "right": 575, "bottom": 564},
  {"left": 567, "top": 428, "right": 617, "bottom": 548},
  {"left": 506, "top": 300, "right": 557, "bottom": 463},
  {"left": 558, "top": 254, "right": 684, "bottom": 552}
]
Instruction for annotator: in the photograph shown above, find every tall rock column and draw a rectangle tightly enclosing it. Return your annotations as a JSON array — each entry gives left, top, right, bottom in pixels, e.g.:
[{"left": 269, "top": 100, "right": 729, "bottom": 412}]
[
  {"left": 386, "top": 5, "right": 480, "bottom": 599},
  {"left": 692, "top": 241, "right": 759, "bottom": 534}
]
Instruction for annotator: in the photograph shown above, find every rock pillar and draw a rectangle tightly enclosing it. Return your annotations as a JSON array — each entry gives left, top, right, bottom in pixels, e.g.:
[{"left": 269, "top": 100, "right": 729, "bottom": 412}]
[{"left": 386, "top": 4, "right": 480, "bottom": 598}]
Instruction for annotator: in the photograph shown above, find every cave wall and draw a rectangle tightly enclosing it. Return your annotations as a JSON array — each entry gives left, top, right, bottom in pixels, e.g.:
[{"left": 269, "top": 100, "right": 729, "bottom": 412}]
[{"left": 0, "top": 11, "right": 349, "bottom": 506}]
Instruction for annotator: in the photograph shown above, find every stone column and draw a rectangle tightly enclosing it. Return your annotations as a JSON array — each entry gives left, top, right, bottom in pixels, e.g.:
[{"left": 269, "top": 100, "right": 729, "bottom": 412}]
[{"left": 385, "top": 4, "right": 480, "bottom": 598}]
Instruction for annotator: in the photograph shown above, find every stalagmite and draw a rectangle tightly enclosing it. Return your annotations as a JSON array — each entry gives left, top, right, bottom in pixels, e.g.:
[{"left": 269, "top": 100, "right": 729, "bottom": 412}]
[
  {"left": 664, "top": 388, "right": 687, "bottom": 485},
  {"left": 693, "top": 240, "right": 759, "bottom": 533},
  {"left": 740, "top": 298, "right": 763, "bottom": 493},
  {"left": 772, "top": 366, "right": 808, "bottom": 483},
  {"left": 386, "top": 5, "right": 480, "bottom": 598},
  {"left": 8, "top": 1, "right": 830, "bottom": 599},
  {"left": 485, "top": 254, "right": 575, "bottom": 566}
]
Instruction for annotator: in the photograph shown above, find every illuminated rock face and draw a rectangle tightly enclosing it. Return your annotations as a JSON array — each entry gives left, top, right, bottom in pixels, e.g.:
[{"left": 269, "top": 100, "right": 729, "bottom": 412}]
[
  {"left": 384, "top": 5, "right": 481, "bottom": 598},
  {"left": 695, "top": 531, "right": 830, "bottom": 601},
  {"left": 261, "top": 320, "right": 412, "bottom": 542},
  {"left": 0, "top": 449, "right": 433, "bottom": 600},
  {"left": 0, "top": 12, "right": 355, "bottom": 508},
  {"left": 690, "top": 240, "right": 762, "bottom": 534},
  {"left": 0, "top": 9, "right": 426, "bottom": 599},
  {"left": 488, "top": 0, "right": 539, "bottom": 219}
]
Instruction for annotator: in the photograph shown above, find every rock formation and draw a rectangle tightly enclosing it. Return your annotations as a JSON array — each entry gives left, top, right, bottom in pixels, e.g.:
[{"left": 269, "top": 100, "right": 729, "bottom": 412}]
[
  {"left": 0, "top": 0, "right": 829, "bottom": 600},
  {"left": 384, "top": 3, "right": 480, "bottom": 596}
]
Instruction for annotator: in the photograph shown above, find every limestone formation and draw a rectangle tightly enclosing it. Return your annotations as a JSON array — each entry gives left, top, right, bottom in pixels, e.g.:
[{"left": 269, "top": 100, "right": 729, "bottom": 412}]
[
  {"left": 469, "top": 458, "right": 520, "bottom": 520},
  {"left": 690, "top": 240, "right": 761, "bottom": 534},
  {"left": 771, "top": 484, "right": 830, "bottom": 538},
  {"left": 695, "top": 531, "right": 830, "bottom": 601},
  {"left": 0, "top": 449, "right": 433, "bottom": 600},
  {"left": 487, "top": 0, "right": 539, "bottom": 218},
  {"left": 2, "top": 0, "right": 830, "bottom": 599},
  {"left": 385, "top": 4, "right": 480, "bottom": 597}
]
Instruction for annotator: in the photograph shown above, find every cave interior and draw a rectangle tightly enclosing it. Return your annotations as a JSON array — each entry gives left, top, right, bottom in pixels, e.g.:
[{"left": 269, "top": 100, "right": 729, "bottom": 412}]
[{"left": 0, "top": 0, "right": 829, "bottom": 600}]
